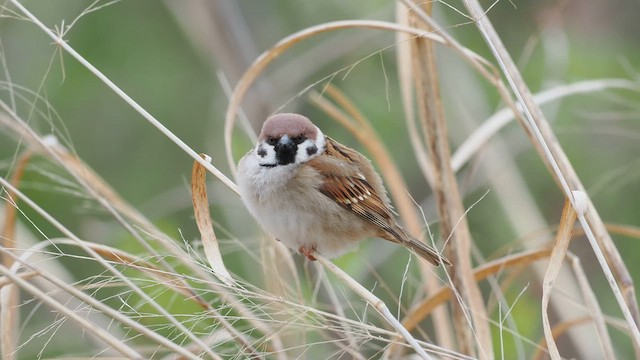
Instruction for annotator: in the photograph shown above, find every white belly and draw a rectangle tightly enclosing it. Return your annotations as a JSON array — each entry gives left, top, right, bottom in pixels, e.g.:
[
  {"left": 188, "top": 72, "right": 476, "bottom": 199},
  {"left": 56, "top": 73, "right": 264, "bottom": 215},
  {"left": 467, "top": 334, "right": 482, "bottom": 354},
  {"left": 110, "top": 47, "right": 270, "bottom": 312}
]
[{"left": 237, "top": 155, "right": 371, "bottom": 258}]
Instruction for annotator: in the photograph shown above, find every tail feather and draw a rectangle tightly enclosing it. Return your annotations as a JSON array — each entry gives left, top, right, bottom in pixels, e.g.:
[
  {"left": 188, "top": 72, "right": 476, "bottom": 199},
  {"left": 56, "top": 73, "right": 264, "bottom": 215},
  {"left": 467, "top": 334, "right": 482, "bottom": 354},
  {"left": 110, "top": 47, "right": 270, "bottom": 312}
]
[{"left": 382, "top": 226, "right": 451, "bottom": 266}]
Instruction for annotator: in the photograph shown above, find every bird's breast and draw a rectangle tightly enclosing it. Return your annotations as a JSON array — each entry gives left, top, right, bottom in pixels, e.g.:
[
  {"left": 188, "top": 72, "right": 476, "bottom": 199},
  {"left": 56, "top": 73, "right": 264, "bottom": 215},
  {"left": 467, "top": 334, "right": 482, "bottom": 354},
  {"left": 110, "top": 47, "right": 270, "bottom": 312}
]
[{"left": 237, "top": 157, "right": 374, "bottom": 257}]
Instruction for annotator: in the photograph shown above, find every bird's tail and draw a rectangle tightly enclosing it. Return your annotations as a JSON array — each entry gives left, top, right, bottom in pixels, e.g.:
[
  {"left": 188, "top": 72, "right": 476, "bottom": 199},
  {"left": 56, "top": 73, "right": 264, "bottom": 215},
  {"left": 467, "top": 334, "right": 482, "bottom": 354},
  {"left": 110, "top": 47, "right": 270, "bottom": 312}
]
[{"left": 382, "top": 226, "right": 451, "bottom": 266}]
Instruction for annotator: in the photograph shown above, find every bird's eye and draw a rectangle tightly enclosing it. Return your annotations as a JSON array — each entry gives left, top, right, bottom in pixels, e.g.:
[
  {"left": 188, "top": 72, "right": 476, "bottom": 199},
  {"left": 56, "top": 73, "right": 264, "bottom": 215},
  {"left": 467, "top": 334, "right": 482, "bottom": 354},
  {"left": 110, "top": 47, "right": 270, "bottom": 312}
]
[
  {"left": 266, "top": 137, "right": 278, "bottom": 146},
  {"left": 291, "top": 135, "right": 305, "bottom": 144}
]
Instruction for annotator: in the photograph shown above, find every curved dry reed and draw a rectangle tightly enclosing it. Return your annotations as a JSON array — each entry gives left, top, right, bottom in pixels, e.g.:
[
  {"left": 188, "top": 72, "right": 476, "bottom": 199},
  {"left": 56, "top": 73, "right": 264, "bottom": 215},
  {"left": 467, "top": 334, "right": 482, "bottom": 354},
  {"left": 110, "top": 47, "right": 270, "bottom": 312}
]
[{"left": 223, "top": 19, "right": 493, "bottom": 175}]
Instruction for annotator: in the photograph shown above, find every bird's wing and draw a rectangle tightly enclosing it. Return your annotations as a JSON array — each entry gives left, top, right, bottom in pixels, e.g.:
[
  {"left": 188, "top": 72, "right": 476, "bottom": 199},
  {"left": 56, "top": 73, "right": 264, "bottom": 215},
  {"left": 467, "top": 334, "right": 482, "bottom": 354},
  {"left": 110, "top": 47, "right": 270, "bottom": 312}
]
[
  {"left": 307, "top": 137, "right": 450, "bottom": 266},
  {"left": 307, "top": 137, "right": 395, "bottom": 232}
]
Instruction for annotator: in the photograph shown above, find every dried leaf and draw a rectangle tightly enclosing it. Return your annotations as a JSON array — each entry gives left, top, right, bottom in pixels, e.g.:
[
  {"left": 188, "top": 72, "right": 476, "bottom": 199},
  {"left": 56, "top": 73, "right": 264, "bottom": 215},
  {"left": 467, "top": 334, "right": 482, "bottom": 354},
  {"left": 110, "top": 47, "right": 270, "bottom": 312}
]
[
  {"left": 191, "top": 154, "right": 234, "bottom": 286},
  {"left": 542, "top": 197, "right": 578, "bottom": 359}
]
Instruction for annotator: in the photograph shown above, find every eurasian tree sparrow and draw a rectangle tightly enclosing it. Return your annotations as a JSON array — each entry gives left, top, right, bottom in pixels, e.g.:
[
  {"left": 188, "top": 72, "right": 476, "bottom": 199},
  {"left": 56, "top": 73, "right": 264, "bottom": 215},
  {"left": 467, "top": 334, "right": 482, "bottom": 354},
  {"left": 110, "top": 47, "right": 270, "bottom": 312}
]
[{"left": 237, "top": 113, "right": 450, "bottom": 266}]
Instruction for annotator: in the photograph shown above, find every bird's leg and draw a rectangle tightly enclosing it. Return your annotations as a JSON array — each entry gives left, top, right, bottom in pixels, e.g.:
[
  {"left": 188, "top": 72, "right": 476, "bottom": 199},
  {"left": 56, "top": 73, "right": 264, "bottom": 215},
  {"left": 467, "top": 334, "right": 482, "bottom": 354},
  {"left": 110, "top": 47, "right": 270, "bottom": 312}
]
[{"left": 298, "top": 245, "right": 317, "bottom": 261}]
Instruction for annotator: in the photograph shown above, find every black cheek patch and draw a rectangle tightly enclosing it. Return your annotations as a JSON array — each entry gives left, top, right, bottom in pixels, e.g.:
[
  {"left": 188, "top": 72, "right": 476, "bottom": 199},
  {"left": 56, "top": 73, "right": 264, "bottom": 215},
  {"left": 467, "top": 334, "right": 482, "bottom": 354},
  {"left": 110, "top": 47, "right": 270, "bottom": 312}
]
[
  {"left": 257, "top": 146, "right": 267, "bottom": 157},
  {"left": 306, "top": 145, "right": 317, "bottom": 156}
]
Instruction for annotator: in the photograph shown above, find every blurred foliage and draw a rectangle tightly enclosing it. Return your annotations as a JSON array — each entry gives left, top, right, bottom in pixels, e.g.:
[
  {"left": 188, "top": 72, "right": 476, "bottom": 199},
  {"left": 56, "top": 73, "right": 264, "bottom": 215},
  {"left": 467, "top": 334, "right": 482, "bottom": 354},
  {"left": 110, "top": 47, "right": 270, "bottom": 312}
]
[{"left": 1, "top": 0, "right": 639, "bottom": 358}]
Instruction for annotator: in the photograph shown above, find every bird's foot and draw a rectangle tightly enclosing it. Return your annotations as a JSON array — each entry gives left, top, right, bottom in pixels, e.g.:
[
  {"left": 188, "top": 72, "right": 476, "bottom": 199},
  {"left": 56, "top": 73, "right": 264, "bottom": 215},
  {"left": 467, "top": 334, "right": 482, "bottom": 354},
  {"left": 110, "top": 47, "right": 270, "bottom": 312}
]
[{"left": 298, "top": 245, "right": 317, "bottom": 261}]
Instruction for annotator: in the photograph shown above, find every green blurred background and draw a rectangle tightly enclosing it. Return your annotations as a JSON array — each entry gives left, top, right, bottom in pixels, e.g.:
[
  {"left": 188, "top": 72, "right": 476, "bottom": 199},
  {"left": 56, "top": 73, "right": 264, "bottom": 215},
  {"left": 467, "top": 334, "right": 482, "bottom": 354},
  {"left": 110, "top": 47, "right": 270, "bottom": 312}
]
[{"left": 1, "top": 0, "right": 639, "bottom": 358}]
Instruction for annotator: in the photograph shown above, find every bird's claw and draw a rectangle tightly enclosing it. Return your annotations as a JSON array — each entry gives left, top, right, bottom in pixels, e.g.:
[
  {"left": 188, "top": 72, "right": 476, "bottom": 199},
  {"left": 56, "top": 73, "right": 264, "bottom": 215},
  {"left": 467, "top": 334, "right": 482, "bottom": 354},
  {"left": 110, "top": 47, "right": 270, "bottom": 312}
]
[{"left": 298, "top": 245, "right": 317, "bottom": 261}]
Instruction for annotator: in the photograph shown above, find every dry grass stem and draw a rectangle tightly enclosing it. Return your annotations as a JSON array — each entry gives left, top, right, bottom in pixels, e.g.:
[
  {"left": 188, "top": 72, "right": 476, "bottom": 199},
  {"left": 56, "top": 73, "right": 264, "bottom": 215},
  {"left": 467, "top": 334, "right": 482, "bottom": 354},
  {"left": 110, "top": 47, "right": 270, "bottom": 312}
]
[
  {"left": 0, "top": 242, "right": 206, "bottom": 359},
  {"left": 411, "top": 34, "right": 491, "bottom": 358},
  {"left": 533, "top": 317, "right": 592, "bottom": 360},
  {"left": 0, "top": 261, "right": 144, "bottom": 359},
  {"left": 0, "top": 109, "right": 238, "bottom": 307},
  {"left": 315, "top": 264, "right": 368, "bottom": 360},
  {"left": 223, "top": 19, "right": 491, "bottom": 175},
  {"left": 192, "top": 155, "right": 286, "bottom": 356},
  {"left": 396, "top": 2, "right": 436, "bottom": 188},
  {"left": 8, "top": 0, "right": 238, "bottom": 195},
  {"left": 599, "top": 224, "right": 640, "bottom": 239},
  {"left": 400, "top": 0, "right": 498, "bottom": 85},
  {"left": 405, "top": 3, "right": 487, "bottom": 356},
  {"left": 396, "top": 3, "right": 454, "bottom": 352},
  {"left": 0, "top": 271, "right": 38, "bottom": 287},
  {"left": 0, "top": 281, "right": 18, "bottom": 360},
  {"left": 6, "top": 9, "right": 420, "bottom": 357},
  {"left": 0, "top": 148, "right": 32, "bottom": 360},
  {"left": 403, "top": 248, "right": 553, "bottom": 331},
  {"left": 1, "top": 149, "right": 31, "bottom": 265},
  {"left": 403, "top": 0, "right": 566, "bottom": 180},
  {"left": 0, "top": 177, "right": 221, "bottom": 359},
  {"left": 1, "top": 1, "right": 636, "bottom": 358},
  {"left": 567, "top": 253, "right": 616, "bottom": 359},
  {"left": 314, "top": 254, "right": 434, "bottom": 359},
  {"left": 0, "top": 108, "right": 277, "bottom": 355},
  {"left": 451, "top": 79, "right": 639, "bottom": 172},
  {"left": 462, "top": 0, "right": 640, "bottom": 351}
]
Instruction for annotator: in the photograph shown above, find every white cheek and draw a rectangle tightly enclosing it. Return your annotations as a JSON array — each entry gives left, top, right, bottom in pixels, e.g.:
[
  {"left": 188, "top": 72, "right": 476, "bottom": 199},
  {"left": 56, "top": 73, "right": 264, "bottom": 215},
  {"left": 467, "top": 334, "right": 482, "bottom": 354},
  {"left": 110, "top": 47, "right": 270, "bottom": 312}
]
[
  {"left": 256, "top": 144, "right": 277, "bottom": 166},
  {"left": 296, "top": 139, "right": 321, "bottom": 163},
  {"left": 295, "top": 128, "right": 325, "bottom": 163}
]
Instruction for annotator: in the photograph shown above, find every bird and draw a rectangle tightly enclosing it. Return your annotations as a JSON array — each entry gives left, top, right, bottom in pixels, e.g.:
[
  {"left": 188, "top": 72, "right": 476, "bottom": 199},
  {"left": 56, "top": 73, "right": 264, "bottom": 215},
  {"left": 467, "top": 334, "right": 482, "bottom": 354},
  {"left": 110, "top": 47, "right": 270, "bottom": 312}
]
[{"left": 236, "top": 113, "right": 450, "bottom": 266}]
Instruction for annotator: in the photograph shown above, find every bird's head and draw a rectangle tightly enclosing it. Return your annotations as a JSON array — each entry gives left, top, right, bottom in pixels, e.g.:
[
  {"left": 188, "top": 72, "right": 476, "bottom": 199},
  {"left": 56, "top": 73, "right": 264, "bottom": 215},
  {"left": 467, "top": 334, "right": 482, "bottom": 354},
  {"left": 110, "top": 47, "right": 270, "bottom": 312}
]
[{"left": 254, "top": 113, "right": 325, "bottom": 167}]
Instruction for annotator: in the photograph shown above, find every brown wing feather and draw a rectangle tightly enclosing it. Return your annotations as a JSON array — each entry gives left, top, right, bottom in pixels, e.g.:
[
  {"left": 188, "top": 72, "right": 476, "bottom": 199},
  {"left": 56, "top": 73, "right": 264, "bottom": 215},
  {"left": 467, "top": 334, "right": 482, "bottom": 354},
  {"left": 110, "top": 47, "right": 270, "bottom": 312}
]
[
  {"left": 308, "top": 137, "right": 395, "bottom": 233},
  {"left": 308, "top": 137, "right": 450, "bottom": 266},
  {"left": 321, "top": 174, "right": 391, "bottom": 230}
]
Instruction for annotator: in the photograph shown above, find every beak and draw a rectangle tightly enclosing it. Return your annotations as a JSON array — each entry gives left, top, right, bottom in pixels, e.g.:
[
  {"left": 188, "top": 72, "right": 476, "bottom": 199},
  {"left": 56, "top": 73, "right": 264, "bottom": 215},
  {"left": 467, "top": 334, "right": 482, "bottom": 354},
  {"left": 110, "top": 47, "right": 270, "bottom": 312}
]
[
  {"left": 274, "top": 134, "right": 297, "bottom": 165},
  {"left": 276, "top": 134, "right": 293, "bottom": 149}
]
